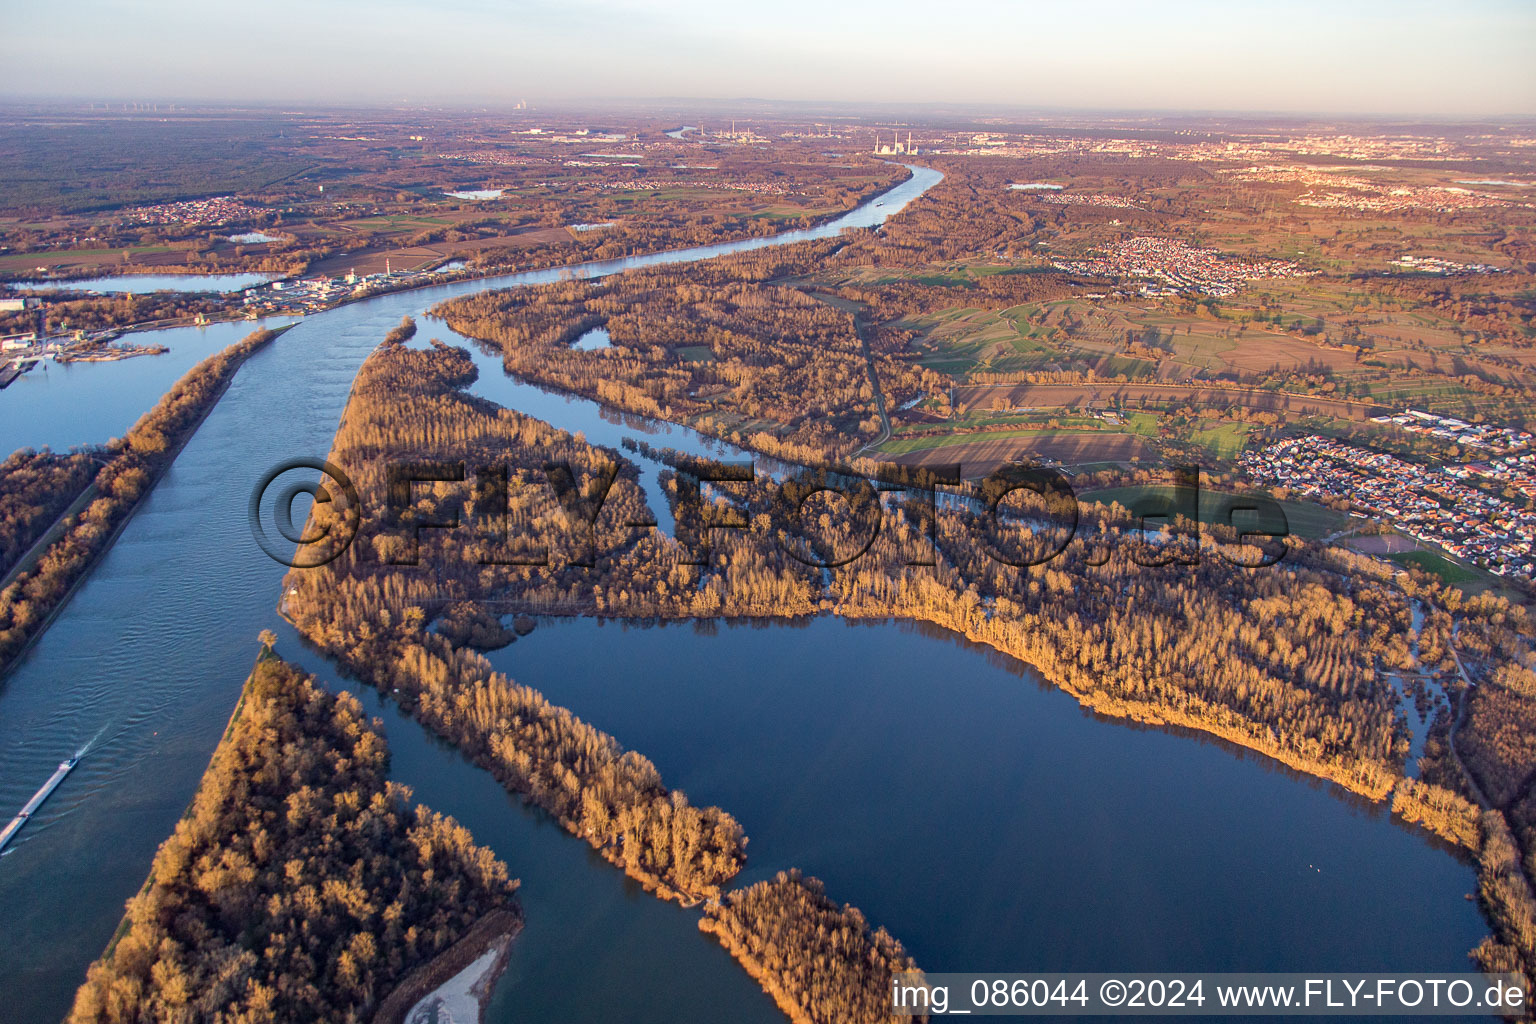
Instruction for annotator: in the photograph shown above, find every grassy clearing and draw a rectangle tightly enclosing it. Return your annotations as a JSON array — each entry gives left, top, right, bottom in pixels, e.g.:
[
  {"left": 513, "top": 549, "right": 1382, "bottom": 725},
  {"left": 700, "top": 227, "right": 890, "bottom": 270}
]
[
  {"left": 344, "top": 214, "right": 452, "bottom": 230},
  {"left": 878, "top": 427, "right": 1061, "bottom": 456},
  {"left": 1387, "top": 549, "right": 1481, "bottom": 585},
  {"left": 1189, "top": 421, "right": 1251, "bottom": 459},
  {"left": 1078, "top": 484, "right": 1352, "bottom": 540},
  {"left": 0, "top": 245, "right": 177, "bottom": 270}
]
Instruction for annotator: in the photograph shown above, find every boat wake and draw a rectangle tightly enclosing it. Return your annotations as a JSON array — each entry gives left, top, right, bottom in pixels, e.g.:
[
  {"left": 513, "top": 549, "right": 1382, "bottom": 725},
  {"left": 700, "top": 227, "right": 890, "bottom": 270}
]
[{"left": 76, "top": 725, "right": 107, "bottom": 760}]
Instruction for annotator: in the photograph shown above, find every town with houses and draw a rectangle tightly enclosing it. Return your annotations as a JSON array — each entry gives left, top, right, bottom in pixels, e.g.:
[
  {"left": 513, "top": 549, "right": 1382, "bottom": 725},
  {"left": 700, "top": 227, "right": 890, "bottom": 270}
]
[
  {"left": 1241, "top": 419, "right": 1536, "bottom": 581},
  {"left": 122, "top": 195, "right": 266, "bottom": 226},
  {"left": 1388, "top": 254, "right": 1506, "bottom": 275},
  {"left": 1051, "top": 236, "right": 1314, "bottom": 297},
  {"left": 1371, "top": 409, "right": 1536, "bottom": 456},
  {"left": 1222, "top": 164, "right": 1530, "bottom": 214},
  {"left": 1036, "top": 192, "right": 1144, "bottom": 209}
]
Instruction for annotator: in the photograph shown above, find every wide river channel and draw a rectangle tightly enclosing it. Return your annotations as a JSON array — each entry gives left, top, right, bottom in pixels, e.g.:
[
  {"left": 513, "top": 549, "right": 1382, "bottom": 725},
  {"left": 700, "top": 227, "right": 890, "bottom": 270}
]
[{"left": 0, "top": 165, "right": 1490, "bottom": 1023}]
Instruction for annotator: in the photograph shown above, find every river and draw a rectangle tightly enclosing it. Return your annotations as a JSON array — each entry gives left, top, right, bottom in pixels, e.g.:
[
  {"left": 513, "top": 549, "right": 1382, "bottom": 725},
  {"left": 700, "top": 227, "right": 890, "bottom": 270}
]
[
  {"left": 0, "top": 163, "right": 1490, "bottom": 1023},
  {"left": 13, "top": 273, "right": 283, "bottom": 294},
  {"left": 0, "top": 317, "right": 297, "bottom": 451}
]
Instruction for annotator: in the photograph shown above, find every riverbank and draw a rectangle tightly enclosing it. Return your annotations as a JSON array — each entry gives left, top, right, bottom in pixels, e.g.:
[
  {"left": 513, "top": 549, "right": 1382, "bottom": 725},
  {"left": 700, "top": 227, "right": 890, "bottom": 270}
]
[
  {"left": 0, "top": 324, "right": 292, "bottom": 679},
  {"left": 375, "top": 909, "right": 523, "bottom": 1024}
]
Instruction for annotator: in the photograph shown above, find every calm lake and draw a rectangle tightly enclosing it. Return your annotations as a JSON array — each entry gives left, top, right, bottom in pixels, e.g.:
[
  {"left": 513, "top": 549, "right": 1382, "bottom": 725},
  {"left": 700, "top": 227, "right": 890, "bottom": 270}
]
[{"left": 0, "top": 164, "right": 1492, "bottom": 1023}]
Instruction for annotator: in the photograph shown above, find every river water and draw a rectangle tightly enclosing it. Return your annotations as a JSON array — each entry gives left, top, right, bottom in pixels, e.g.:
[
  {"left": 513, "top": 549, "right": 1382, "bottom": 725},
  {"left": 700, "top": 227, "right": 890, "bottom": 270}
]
[
  {"left": 0, "top": 317, "right": 297, "bottom": 451},
  {"left": 13, "top": 272, "right": 282, "bottom": 294},
  {"left": 0, "top": 164, "right": 1490, "bottom": 1023}
]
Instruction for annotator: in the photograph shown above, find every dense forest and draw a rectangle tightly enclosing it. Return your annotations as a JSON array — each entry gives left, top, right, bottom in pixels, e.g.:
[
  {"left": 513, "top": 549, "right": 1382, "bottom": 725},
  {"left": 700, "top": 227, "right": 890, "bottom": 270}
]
[
  {"left": 434, "top": 246, "right": 947, "bottom": 463},
  {"left": 0, "top": 326, "right": 282, "bottom": 673},
  {"left": 700, "top": 871, "right": 925, "bottom": 1024},
  {"left": 68, "top": 653, "right": 519, "bottom": 1024},
  {"left": 0, "top": 448, "right": 98, "bottom": 577}
]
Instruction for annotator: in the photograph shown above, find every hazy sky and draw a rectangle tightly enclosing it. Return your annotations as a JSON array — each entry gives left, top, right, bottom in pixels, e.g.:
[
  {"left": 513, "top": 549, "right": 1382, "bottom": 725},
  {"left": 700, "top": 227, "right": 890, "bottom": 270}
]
[{"left": 3, "top": 0, "right": 1533, "bottom": 116}]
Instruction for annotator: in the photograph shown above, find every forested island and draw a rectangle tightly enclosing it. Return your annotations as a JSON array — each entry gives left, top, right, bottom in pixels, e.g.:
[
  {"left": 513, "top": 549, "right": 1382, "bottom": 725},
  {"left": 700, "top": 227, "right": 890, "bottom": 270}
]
[
  {"left": 0, "top": 325, "right": 286, "bottom": 674},
  {"left": 282, "top": 341, "right": 742, "bottom": 901},
  {"left": 69, "top": 652, "right": 520, "bottom": 1024}
]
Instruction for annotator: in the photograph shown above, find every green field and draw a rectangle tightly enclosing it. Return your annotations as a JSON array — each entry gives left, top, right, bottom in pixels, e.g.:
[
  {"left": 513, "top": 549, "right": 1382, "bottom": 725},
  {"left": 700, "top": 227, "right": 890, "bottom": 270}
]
[
  {"left": 877, "top": 427, "right": 1063, "bottom": 456},
  {"left": 1189, "top": 421, "right": 1251, "bottom": 459},
  {"left": 0, "top": 245, "right": 176, "bottom": 270},
  {"left": 895, "top": 410, "right": 1102, "bottom": 436},
  {"left": 1078, "top": 485, "right": 1352, "bottom": 541},
  {"left": 904, "top": 304, "right": 1068, "bottom": 377},
  {"left": 345, "top": 214, "right": 452, "bottom": 230},
  {"left": 1387, "top": 549, "right": 1481, "bottom": 585}
]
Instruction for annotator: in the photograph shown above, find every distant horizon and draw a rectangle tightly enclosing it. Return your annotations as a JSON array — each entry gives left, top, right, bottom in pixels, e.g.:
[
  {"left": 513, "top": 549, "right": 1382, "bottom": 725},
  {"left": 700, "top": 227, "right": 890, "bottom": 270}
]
[
  {"left": 2, "top": 0, "right": 1532, "bottom": 119},
  {"left": 3, "top": 95, "right": 1535, "bottom": 127}
]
